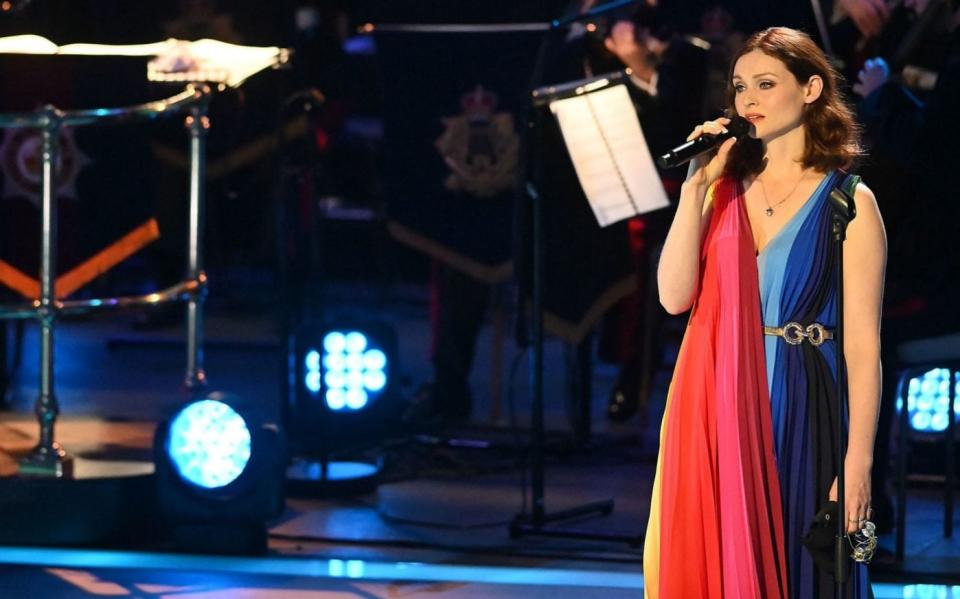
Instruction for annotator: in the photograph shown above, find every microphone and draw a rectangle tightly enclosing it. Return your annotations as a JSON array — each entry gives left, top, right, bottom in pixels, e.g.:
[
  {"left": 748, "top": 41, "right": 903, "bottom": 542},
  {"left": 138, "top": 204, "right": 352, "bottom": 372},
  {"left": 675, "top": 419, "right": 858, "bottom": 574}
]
[{"left": 656, "top": 116, "right": 751, "bottom": 169}]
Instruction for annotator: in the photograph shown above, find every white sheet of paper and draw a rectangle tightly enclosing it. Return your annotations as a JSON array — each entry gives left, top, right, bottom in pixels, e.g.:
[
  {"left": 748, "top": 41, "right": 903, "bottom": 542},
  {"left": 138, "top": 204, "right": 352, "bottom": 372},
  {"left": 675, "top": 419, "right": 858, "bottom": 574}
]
[
  {"left": 550, "top": 84, "right": 669, "bottom": 227},
  {"left": 0, "top": 36, "right": 288, "bottom": 88}
]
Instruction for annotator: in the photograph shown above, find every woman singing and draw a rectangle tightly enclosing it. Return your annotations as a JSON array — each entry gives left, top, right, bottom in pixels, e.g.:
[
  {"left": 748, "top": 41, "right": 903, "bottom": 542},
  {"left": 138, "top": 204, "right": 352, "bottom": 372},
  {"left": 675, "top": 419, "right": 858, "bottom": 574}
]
[{"left": 643, "top": 27, "right": 885, "bottom": 598}]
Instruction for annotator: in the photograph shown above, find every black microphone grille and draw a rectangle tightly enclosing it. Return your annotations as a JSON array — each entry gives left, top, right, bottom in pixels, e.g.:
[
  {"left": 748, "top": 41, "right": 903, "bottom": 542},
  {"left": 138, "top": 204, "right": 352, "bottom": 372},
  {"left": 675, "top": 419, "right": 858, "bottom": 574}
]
[{"left": 727, "top": 115, "right": 751, "bottom": 137}]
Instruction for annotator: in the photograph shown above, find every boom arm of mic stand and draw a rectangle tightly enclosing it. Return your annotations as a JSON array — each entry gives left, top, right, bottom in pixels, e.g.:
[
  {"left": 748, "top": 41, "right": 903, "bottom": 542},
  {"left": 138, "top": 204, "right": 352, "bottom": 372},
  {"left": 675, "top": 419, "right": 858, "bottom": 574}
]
[{"left": 550, "top": 0, "right": 639, "bottom": 29}]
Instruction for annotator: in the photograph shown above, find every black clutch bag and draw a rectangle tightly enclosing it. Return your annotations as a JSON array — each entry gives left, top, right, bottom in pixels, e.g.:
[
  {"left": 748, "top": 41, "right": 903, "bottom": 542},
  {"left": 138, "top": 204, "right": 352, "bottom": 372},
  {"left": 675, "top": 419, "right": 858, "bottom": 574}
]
[
  {"left": 802, "top": 500, "right": 877, "bottom": 574},
  {"left": 802, "top": 500, "right": 843, "bottom": 574}
]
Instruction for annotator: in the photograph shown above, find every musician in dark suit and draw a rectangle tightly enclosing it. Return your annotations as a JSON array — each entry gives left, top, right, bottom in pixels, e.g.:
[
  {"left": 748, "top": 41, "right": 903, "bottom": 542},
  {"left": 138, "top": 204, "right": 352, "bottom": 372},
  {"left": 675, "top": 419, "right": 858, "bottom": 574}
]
[
  {"left": 659, "top": 0, "right": 892, "bottom": 65},
  {"left": 519, "top": 1, "right": 714, "bottom": 428},
  {"left": 407, "top": 1, "right": 708, "bottom": 428}
]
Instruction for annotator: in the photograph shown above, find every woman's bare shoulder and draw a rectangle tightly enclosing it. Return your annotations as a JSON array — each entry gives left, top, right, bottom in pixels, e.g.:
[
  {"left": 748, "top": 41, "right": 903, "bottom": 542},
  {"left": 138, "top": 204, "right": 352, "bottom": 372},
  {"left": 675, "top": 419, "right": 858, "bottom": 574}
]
[
  {"left": 848, "top": 180, "right": 886, "bottom": 246},
  {"left": 853, "top": 181, "right": 877, "bottom": 206}
]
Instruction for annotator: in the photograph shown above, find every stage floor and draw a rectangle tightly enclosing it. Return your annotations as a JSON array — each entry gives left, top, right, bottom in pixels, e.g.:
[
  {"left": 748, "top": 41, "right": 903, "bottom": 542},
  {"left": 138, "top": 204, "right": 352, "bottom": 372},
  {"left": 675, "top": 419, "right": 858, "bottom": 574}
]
[
  {"left": 0, "top": 280, "right": 958, "bottom": 596},
  {"left": 0, "top": 549, "right": 953, "bottom": 597}
]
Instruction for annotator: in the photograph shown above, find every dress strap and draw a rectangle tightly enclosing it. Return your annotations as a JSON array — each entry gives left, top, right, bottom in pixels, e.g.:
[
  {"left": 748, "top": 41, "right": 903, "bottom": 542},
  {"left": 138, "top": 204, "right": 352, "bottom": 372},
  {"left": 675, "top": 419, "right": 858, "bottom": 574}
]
[{"left": 838, "top": 172, "right": 860, "bottom": 199}]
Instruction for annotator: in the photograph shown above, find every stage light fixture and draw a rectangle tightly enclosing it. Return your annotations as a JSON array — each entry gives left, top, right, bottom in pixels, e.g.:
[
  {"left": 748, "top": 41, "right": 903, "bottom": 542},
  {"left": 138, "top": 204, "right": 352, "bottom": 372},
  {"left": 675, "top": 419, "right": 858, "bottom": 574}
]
[
  {"left": 166, "top": 399, "right": 252, "bottom": 489},
  {"left": 303, "top": 330, "right": 390, "bottom": 413},
  {"left": 294, "top": 323, "right": 397, "bottom": 431},
  {"left": 154, "top": 391, "right": 285, "bottom": 554},
  {"left": 901, "top": 585, "right": 958, "bottom": 599},
  {"left": 896, "top": 368, "right": 960, "bottom": 434},
  {"left": 287, "top": 321, "right": 401, "bottom": 496}
]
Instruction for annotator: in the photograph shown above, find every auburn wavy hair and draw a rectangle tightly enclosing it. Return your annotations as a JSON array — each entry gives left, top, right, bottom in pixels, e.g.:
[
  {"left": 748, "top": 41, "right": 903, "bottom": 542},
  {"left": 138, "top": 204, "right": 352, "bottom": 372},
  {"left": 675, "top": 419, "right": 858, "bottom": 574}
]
[{"left": 722, "top": 27, "right": 862, "bottom": 180}]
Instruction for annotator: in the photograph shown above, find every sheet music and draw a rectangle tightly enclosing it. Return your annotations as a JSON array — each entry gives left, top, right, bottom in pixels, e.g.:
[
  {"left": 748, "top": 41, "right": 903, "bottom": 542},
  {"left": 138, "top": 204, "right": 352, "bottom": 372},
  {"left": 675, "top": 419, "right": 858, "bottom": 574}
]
[{"left": 550, "top": 84, "right": 669, "bottom": 227}]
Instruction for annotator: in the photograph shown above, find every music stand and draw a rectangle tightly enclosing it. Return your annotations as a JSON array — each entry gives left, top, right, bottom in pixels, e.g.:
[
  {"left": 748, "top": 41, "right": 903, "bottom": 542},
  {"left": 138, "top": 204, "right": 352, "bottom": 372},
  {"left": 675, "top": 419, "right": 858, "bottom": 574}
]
[{"left": 509, "top": 71, "right": 643, "bottom": 545}]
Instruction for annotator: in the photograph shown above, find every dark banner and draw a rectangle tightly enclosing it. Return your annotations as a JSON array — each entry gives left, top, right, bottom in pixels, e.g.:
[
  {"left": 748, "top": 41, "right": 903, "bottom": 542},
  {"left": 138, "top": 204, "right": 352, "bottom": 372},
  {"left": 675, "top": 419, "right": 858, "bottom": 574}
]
[{"left": 376, "top": 28, "right": 544, "bottom": 283}]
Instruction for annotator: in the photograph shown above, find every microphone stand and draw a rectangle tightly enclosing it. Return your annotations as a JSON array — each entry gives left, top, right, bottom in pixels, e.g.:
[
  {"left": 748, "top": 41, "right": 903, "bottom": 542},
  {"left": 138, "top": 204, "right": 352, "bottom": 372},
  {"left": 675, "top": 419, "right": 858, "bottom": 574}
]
[
  {"left": 828, "top": 181, "right": 856, "bottom": 598},
  {"left": 509, "top": 0, "right": 642, "bottom": 546}
]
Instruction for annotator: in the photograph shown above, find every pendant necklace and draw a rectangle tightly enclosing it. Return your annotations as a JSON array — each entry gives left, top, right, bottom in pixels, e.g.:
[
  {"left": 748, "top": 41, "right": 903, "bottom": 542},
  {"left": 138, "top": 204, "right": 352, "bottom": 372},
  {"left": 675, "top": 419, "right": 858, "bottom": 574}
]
[{"left": 758, "top": 170, "right": 806, "bottom": 216}]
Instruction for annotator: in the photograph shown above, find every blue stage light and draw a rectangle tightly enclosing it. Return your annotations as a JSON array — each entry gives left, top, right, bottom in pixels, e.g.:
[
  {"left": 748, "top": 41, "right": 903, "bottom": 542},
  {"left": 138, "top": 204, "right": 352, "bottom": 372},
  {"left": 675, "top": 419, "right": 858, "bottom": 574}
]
[
  {"left": 912, "top": 411, "right": 932, "bottom": 431},
  {"left": 363, "top": 349, "right": 386, "bottom": 371},
  {"left": 932, "top": 412, "right": 950, "bottom": 432},
  {"left": 323, "top": 353, "right": 346, "bottom": 371},
  {"left": 305, "top": 371, "right": 321, "bottom": 394},
  {"left": 323, "top": 332, "right": 346, "bottom": 354},
  {"left": 326, "top": 389, "right": 347, "bottom": 410},
  {"left": 897, "top": 369, "right": 960, "bottom": 434},
  {"left": 289, "top": 322, "right": 400, "bottom": 496},
  {"left": 305, "top": 350, "right": 321, "bottom": 371},
  {"left": 902, "top": 584, "right": 955, "bottom": 599},
  {"left": 345, "top": 332, "right": 367, "bottom": 353},
  {"left": 324, "top": 370, "right": 346, "bottom": 390},
  {"left": 346, "top": 353, "right": 363, "bottom": 371},
  {"left": 302, "top": 328, "right": 391, "bottom": 413},
  {"left": 166, "top": 399, "right": 252, "bottom": 489},
  {"left": 155, "top": 392, "right": 286, "bottom": 554},
  {"left": 346, "top": 389, "right": 368, "bottom": 410},
  {"left": 363, "top": 370, "right": 386, "bottom": 392}
]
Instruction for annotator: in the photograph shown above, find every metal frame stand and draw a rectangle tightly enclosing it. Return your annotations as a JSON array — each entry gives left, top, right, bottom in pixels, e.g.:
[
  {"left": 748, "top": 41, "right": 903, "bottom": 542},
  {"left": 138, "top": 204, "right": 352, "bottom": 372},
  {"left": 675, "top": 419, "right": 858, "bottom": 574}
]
[
  {"left": 18, "top": 108, "right": 69, "bottom": 477},
  {"left": 0, "top": 86, "right": 212, "bottom": 477},
  {"left": 184, "top": 105, "right": 209, "bottom": 392}
]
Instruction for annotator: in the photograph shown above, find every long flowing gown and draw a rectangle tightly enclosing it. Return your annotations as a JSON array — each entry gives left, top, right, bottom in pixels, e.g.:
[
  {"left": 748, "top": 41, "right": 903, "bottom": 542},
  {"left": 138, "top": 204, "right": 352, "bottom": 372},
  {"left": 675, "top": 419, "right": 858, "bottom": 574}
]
[{"left": 643, "top": 172, "right": 872, "bottom": 598}]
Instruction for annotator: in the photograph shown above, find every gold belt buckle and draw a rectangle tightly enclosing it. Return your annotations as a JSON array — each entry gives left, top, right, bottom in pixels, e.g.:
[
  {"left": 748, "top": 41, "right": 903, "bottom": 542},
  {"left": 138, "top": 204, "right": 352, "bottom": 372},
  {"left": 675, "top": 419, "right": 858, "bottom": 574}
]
[
  {"left": 766, "top": 322, "right": 830, "bottom": 346},
  {"left": 782, "top": 322, "right": 805, "bottom": 345},
  {"left": 805, "top": 323, "right": 827, "bottom": 346}
]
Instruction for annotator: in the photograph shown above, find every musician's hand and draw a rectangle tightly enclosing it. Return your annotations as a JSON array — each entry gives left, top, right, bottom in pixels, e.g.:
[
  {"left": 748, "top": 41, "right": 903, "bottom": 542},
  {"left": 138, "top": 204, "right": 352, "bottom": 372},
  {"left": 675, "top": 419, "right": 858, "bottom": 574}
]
[
  {"left": 904, "top": 0, "right": 931, "bottom": 13},
  {"left": 604, "top": 21, "right": 656, "bottom": 82},
  {"left": 685, "top": 118, "right": 736, "bottom": 188},
  {"left": 853, "top": 57, "right": 891, "bottom": 97},
  {"left": 838, "top": 0, "right": 891, "bottom": 39}
]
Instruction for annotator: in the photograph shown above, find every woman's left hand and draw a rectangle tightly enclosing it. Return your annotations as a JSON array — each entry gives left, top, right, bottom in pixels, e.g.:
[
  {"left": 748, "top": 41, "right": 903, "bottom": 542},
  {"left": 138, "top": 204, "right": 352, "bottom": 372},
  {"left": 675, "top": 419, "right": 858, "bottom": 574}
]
[{"left": 828, "top": 458, "right": 873, "bottom": 533}]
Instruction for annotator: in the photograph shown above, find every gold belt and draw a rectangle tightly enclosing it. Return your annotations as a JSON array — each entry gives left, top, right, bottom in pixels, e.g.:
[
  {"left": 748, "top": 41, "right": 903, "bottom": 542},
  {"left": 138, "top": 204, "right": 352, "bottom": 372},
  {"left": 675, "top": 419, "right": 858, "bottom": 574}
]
[{"left": 763, "top": 322, "right": 834, "bottom": 346}]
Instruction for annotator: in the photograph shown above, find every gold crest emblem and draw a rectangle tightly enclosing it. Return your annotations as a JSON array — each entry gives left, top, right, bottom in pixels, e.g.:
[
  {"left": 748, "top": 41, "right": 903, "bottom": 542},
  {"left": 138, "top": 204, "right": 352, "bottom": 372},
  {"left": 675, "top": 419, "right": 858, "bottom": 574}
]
[
  {"left": 435, "top": 85, "right": 519, "bottom": 198},
  {"left": 0, "top": 126, "right": 90, "bottom": 206}
]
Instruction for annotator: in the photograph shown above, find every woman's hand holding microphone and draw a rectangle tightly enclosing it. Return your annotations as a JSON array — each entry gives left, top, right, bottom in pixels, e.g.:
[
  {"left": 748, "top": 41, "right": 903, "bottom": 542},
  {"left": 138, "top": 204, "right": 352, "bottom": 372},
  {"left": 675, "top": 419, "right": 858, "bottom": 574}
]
[{"left": 684, "top": 117, "right": 738, "bottom": 189}]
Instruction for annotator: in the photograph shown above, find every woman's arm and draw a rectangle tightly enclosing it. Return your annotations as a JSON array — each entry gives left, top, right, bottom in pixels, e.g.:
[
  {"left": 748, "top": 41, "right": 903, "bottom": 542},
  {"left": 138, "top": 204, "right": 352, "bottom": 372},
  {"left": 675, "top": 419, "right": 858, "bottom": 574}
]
[
  {"left": 656, "top": 181, "right": 713, "bottom": 314},
  {"left": 829, "top": 181, "right": 887, "bottom": 532},
  {"left": 656, "top": 118, "right": 736, "bottom": 314}
]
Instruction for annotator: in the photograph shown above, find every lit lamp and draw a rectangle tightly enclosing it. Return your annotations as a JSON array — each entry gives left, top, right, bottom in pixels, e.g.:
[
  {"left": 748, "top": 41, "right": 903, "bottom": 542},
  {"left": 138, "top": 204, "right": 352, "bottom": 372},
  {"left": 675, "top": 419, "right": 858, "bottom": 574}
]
[
  {"left": 154, "top": 392, "right": 285, "bottom": 554},
  {"left": 895, "top": 362, "right": 960, "bottom": 562},
  {"left": 898, "top": 368, "right": 960, "bottom": 434},
  {"left": 286, "top": 323, "right": 400, "bottom": 495}
]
